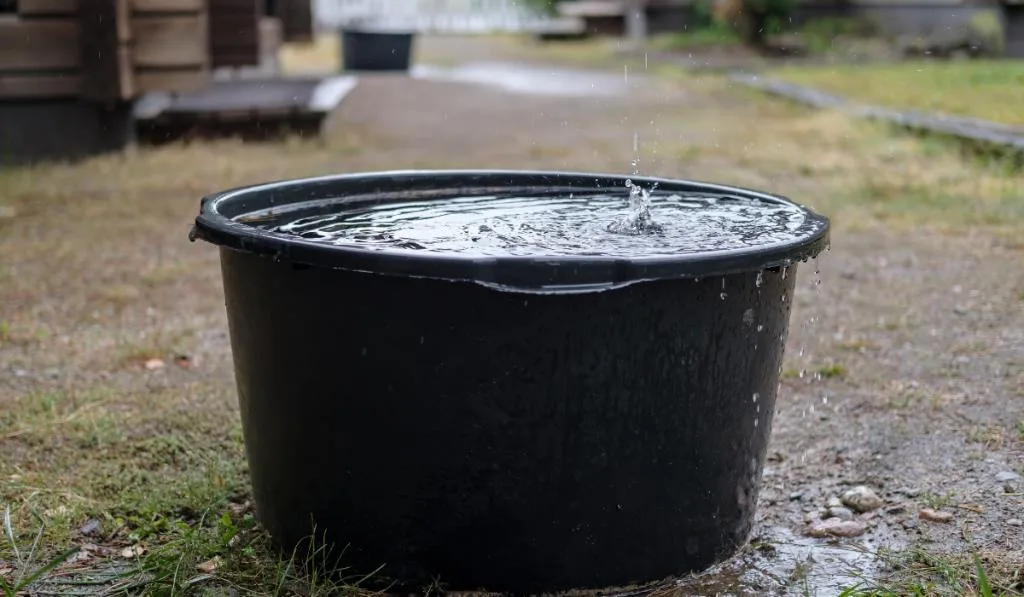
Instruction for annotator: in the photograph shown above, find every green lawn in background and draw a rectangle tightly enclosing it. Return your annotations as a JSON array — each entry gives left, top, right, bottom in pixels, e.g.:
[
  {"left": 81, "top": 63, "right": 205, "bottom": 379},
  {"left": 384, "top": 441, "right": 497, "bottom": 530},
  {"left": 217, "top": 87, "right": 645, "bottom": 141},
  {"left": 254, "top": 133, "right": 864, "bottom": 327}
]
[{"left": 773, "top": 61, "right": 1024, "bottom": 126}]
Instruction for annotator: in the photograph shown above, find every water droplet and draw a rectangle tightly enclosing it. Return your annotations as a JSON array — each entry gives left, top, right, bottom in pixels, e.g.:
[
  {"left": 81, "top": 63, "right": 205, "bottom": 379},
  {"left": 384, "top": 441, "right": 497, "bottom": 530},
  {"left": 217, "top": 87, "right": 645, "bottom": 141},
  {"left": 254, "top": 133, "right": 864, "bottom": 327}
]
[
  {"left": 720, "top": 292, "right": 728, "bottom": 300},
  {"left": 755, "top": 271, "right": 764, "bottom": 287},
  {"left": 757, "top": 324, "right": 764, "bottom": 332},
  {"left": 752, "top": 393, "right": 759, "bottom": 403},
  {"left": 822, "top": 395, "right": 829, "bottom": 404},
  {"left": 754, "top": 418, "right": 759, "bottom": 428},
  {"left": 781, "top": 266, "right": 789, "bottom": 280}
]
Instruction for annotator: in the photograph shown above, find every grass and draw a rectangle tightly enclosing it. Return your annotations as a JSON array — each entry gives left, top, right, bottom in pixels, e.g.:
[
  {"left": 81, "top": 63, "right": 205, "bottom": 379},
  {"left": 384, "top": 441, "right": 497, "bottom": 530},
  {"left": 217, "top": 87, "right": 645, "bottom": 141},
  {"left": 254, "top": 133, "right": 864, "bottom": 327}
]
[
  {"left": 795, "top": 16, "right": 877, "bottom": 55},
  {"left": 772, "top": 61, "right": 1024, "bottom": 126},
  {"left": 1, "top": 34, "right": 1023, "bottom": 594},
  {"left": 649, "top": 25, "right": 742, "bottom": 51},
  {"left": 840, "top": 546, "right": 1023, "bottom": 596}
]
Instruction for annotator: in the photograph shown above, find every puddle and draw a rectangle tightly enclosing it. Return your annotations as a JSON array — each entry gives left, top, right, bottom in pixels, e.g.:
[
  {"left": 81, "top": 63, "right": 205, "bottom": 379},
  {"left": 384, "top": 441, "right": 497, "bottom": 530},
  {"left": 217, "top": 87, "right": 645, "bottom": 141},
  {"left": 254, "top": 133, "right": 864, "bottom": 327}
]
[
  {"left": 666, "top": 525, "right": 890, "bottom": 596},
  {"left": 410, "top": 61, "right": 629, "bottom": 97}
]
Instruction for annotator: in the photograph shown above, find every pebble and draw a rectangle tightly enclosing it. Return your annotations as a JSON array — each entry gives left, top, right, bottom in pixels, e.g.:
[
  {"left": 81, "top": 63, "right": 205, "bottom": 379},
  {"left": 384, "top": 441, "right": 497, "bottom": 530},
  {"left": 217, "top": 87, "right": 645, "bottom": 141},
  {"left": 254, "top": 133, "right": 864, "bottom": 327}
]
[
  {"left": 897, "top": 487, "right": 921, "bottom": 498},
  {"left": 826, "top": 506, "right": 855, "bottom": 521},
  {"left": 841, "top": 486, "right": 885, "bottom": 513},
  {"left": 807, "top": 518, "right": 868, "bottom": 538},
  {"left": 789, "top": 491, "right": 804, "bottom": 501},
  {"left": 919, "top": 508, "right": 954, "bottom": 523},
  {"left": 1008, "top": 519, "right": 1022, "bottom": 527},
  {"left": 827, "top": 496, "right": 843, "bottom": 508},
  {"left": 995, "top": 471, "right": 1020, "bottom": 482}
]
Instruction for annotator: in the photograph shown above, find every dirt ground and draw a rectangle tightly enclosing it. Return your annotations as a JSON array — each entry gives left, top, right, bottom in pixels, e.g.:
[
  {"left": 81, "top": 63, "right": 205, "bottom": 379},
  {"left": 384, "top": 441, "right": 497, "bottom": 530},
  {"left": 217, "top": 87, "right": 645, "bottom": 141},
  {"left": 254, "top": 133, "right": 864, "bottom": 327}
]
[{"left": 1, "top": 35, "right": 1022, "bottom": 596}]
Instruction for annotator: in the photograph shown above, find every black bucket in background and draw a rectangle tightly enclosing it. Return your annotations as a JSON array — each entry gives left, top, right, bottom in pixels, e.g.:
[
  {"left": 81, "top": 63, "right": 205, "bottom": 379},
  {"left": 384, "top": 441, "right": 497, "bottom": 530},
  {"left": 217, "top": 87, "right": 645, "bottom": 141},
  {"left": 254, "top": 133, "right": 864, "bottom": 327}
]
[
  {"left": 190, "top": 170, "right": 831, "bottom": 595},
  {"left": 340, "top": 29, "right": 414, "bottom": 72}
]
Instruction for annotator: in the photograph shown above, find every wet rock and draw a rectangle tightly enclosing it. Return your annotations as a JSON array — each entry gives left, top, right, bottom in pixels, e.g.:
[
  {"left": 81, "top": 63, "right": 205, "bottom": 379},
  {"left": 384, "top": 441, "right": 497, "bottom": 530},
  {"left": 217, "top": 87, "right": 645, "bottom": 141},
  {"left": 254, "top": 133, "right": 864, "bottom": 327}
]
[
  {"left": 78, "top": 519, "right": 101, "bottom": 536},
  {"left": 807, "top": 517, "right": 868, "bottom": 538},
  {"left": 841, "top": 485, "right": 884, "bottom": 513},
  {"left": 826, "top": 506, "right": 855, "bottom": 521},
  {"left": 919, "top": 508, "right": 954, "bottom": 523},
  {"left": 995, "top": 471, "right": 1020, "bottom": 482}
]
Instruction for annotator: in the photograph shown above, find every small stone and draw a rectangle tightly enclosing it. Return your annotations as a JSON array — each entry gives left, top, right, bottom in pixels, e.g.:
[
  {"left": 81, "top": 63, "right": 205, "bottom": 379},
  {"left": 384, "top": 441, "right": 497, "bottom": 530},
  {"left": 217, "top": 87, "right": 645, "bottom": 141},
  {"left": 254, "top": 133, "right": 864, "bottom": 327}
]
[
  {"left": 897, "top": 487, "right": 921, "bottom": 498},
  {"left": 78, "top": 519, "right": 101, "bottom": 536},
  {"left": 901, "top": 518, "right": 918, "bottom": 530},
  {"left": 886, "top": 504, "right": 907, "bottom": 514},
  {"left": 919, "top": 508, "right": 954, "bottom": 523},
  {"left": 789, "top": 491, "right": 804, "bottom": 501},
  {"left": 197, "top": 556, "right": 222, "bottom": 574},
  {"left": 954, "top": 355, "right": 970, "bottom": 364},
  {"left": 995, "top": 471, "right": 1020, "bottom": 482},
  {"left": 120, "top": 545, "right": 146, "bottom": 559},
  {"left": 826, "top": 506, "right": 855, "bottom": 521},
  {"left": 143, "top": 358, "right": 165, "bottom": 370},
  {"left": 1005, "top": 482, "right": 1019, "bottom": 494},
  {"left": 826, "top": 496, "right": 843, "bottom": 508},
  {"left": 953, "top": 306, "right": 968, "bottom": 315},
  {"left": 841, "top": 485, "right": 884, "bottom": 513},
  {"left": 1007, "top": 519, "right": 1022, "bottom": 527},
  {"left": 807, "top": 517, "right": 868, "bottom": 538}
]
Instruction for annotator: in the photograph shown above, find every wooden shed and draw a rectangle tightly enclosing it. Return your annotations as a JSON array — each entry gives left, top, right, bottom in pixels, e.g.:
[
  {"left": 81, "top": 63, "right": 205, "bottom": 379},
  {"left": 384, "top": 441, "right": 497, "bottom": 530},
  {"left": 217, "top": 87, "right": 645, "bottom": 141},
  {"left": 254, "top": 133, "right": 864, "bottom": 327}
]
[{"left": 0, "top": 0, "right": 313, "bottom": 164}]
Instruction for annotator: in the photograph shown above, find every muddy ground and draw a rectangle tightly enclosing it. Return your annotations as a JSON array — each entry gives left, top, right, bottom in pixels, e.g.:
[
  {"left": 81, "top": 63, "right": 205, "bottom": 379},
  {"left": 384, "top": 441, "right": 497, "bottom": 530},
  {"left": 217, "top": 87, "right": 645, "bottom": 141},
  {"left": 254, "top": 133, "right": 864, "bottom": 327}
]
[{"left": 1, "top": 35, "right": 1022, "bottom": 596}]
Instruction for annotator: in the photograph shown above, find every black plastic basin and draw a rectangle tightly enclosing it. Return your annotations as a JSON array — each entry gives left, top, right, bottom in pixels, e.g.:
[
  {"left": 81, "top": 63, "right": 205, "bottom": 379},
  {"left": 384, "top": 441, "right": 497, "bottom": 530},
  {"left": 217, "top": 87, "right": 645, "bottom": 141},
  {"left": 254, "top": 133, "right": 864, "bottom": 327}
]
[
  {"left": 340, "top": 29, "right": 414, "bottom": 72},
  {"left": 190, "top": 170, "right": 830, "bottom": 594}
]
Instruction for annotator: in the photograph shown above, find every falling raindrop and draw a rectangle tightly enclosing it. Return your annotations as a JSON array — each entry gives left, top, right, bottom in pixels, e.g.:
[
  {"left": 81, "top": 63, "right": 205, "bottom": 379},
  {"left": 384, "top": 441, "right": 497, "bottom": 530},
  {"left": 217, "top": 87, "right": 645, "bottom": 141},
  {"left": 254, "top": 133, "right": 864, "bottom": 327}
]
[{"left": 755, "top": 271, "right": 764, "bottom": 287}]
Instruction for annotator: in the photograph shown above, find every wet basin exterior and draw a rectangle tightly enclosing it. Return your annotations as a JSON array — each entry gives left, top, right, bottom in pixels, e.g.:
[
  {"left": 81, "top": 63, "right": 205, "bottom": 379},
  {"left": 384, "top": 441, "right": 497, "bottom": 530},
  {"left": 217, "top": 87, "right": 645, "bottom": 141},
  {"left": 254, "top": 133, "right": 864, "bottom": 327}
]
[{"left": 191, "top": 170, "right": 830, "bottom": 594}]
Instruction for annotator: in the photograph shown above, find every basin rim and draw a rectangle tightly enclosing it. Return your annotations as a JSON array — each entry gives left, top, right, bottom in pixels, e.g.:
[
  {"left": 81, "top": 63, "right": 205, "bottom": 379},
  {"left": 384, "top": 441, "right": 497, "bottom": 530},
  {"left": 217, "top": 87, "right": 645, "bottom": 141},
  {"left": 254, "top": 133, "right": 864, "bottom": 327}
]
[{"left": 192, "top": 169, "right": 831, "bottom": 292}]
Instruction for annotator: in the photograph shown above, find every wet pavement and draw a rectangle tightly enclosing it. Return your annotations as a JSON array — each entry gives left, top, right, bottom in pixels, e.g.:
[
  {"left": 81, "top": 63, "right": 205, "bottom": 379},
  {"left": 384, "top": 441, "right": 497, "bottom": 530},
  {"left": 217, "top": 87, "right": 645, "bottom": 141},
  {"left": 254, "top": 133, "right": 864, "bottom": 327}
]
[{"left": 410, "top": 61, "right": 631, "bottom": 97}]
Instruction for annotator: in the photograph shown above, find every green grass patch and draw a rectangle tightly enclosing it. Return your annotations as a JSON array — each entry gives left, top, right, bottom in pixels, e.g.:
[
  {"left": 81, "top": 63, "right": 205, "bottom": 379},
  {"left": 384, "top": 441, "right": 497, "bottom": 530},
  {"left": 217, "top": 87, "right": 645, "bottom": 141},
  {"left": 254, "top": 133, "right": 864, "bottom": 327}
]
[
  {"left": 840, "top": 546, "right": 1023, "bottom": 596},
  {"left": 650, "top": 25, "right": 742, "bottom": 50},
  {"left": 772, "top": 61, "right": 1024, "bottom": 126}
]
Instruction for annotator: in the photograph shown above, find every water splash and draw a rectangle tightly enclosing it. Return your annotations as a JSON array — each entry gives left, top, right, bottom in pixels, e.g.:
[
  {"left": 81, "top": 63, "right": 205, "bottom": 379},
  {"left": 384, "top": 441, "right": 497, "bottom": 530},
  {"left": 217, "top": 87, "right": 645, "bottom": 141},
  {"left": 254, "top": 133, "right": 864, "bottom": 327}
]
[{"left": 607, "top": 132, "right": 663, "bottom": 235}]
